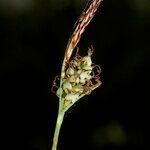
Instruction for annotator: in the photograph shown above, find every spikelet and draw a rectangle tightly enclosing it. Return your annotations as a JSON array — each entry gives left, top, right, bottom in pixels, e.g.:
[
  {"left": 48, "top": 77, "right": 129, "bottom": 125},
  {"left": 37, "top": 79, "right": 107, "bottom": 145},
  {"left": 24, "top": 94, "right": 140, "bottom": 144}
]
[{"left": 64, "top": 0, "right": 103, "bottom": 61}]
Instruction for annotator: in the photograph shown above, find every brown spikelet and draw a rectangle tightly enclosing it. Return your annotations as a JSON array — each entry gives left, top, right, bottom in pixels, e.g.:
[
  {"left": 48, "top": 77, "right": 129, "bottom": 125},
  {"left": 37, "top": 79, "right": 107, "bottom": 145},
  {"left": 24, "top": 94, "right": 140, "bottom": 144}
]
[{"left": 64, "top": 0, "right": 103, "bottom": 61}]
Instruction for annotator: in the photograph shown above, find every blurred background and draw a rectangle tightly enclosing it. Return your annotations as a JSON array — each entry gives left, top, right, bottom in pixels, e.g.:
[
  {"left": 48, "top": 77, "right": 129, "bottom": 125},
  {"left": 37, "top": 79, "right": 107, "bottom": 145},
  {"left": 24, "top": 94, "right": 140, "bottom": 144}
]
[{"left": 0, "top": 0, "right": 150, "bottom": 150}]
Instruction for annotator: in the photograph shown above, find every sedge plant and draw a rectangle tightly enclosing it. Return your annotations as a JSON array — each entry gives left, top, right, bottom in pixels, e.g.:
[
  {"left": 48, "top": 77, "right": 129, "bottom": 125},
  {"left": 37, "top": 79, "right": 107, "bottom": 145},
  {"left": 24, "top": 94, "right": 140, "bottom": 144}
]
[{"left": 51, "top": 0, "right": 103, "bottom": 150}]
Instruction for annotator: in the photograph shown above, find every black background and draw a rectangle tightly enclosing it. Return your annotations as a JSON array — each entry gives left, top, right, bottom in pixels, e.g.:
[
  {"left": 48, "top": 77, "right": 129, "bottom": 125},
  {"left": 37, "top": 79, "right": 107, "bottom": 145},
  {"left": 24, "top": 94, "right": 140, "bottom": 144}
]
[{"left": 0, "top": 0, "right": 150, "bottom": 150}]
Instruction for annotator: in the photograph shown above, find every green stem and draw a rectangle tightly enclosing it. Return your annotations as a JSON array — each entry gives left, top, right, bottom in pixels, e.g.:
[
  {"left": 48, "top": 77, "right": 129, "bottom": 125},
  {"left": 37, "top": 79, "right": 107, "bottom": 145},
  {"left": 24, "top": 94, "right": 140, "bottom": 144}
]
[{"left": 52, "top": 111, "right": 65, "bottom": 150}]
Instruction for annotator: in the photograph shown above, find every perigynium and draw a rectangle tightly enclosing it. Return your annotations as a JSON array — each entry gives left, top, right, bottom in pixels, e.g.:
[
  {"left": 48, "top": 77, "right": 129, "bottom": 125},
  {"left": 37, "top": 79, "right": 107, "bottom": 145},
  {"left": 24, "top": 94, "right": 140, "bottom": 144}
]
[{"left": 51, "top": 0, "right": 103, "bottom": 150}]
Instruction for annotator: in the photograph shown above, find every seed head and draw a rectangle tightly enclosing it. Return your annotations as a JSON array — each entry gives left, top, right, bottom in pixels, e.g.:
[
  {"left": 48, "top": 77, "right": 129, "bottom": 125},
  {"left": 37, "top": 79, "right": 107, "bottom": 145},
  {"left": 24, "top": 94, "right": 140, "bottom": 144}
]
[{"left": 52, "top": 47, "right": 102, "bottom": 110}]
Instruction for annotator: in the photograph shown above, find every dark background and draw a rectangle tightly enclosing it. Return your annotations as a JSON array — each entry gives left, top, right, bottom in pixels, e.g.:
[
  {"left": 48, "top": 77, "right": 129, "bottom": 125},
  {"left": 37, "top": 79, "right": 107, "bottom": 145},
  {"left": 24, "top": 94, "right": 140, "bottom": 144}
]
[{"left": 0, "top": 0, "right": 150, "bottom": 150}]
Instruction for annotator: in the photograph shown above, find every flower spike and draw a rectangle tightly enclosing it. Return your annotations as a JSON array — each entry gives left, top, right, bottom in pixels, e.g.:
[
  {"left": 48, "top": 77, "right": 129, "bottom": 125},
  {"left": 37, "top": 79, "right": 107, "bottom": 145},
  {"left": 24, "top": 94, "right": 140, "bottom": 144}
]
[{"left": 51, "top": 1, "right": 103, "bottom": 150}]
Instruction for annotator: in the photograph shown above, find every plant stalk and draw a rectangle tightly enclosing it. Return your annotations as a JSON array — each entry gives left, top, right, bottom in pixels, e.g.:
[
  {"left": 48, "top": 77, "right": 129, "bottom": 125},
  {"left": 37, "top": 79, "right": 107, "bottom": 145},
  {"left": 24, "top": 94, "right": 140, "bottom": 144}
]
[{"left": 52, "top": 111, "right": 65, "bottom": 150}]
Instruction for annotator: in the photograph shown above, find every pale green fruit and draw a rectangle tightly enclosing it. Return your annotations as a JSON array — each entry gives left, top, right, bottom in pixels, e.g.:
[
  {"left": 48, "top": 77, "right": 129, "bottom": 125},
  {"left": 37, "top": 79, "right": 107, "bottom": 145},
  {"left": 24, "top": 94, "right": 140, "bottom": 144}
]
[
  {"left": 56, "top": 88, "right": 62, "bottom": 97},
  {"left": 66, "top": 68, "right": 74, "bottom": 76},
  {"left": 63, "top": 81, "right": 72, "bottom": 93},
  {"left": 72, "top": 85, "right": 83, "bottom": 93},
  {"left": 65, "top": 93, "right": 79, "bottom": 103}
]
